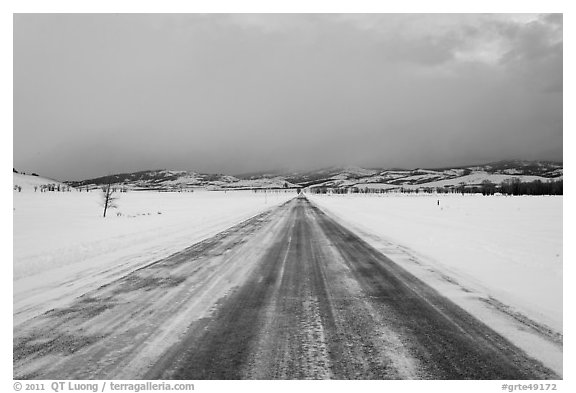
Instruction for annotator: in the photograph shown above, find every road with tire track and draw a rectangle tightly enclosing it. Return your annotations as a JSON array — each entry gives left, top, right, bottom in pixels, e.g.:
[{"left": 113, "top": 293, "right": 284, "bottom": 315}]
[{"left": 14, "top": 196, "right": 558, "bottom": 379}]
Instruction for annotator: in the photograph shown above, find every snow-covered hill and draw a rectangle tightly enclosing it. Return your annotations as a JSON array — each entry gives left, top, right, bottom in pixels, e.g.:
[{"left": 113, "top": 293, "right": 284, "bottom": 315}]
[
  {"left": 57, "top": 160, "right": 562, "bottom": 192},
  {"left": 67, "top": 169, "right": 299, "bottom": 191},
  {"left": 303, "top": 160, "right": 563, "bottom": 191},
  {"left": 13, "top": 172, "right": 70, "bottom": 192}
]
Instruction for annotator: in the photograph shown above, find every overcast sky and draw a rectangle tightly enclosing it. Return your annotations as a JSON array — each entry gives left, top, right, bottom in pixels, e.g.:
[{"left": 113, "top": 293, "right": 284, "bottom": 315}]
[{"left": 14, "top": 13, "right": 562, "bottom": 180}]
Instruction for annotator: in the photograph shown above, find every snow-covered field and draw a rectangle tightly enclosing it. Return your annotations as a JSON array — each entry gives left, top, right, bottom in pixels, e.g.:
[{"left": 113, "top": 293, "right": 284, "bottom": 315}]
[
  {"left": 12, "top": 175, "right": 563, "bottom": 375},
  {"left": 13, "top": 187, "right": 295, "bottom": 324},
  {"left": 308, "top": 193, "right": 562, "bottom": 329},
  {"left": 308, "top": 193, "right": 563, "bottom": 373}
]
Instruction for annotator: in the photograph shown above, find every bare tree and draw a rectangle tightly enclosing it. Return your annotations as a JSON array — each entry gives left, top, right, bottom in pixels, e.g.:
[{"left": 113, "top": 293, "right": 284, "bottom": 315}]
[{"left": 101, "top": 180, "right": 119, "bottom": 218}]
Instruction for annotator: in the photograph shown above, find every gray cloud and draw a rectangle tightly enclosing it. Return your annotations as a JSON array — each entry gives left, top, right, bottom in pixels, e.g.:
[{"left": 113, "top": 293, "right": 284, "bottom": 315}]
[{"left": 13, "top": 14, "right": 562, "bottom": 180}]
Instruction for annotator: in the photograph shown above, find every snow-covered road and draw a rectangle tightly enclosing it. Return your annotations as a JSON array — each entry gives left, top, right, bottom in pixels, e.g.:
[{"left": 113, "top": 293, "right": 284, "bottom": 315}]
[{"left": 13, "top": 196, "right": 560, "bottom": 379}]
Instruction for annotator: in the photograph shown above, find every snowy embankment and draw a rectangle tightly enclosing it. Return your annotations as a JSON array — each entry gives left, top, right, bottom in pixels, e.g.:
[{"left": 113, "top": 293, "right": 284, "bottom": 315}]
[
  {"left": 307, "top": 193, "right": 563, "bottom": 374},
  {"left": 13, "top": 172, "right": 68, "bottom": 189},
  {"left": 13, "top": 188, "right": 295, "bottom": 325}
]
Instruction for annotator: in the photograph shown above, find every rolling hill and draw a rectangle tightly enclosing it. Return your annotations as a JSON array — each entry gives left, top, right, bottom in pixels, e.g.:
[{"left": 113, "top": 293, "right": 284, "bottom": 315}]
[
  {"left": 66, "top": 169, "right": 298, "bottom": 191},
  {"left": 13, "top": 172, "right": 70, "bottom": 191},
  {"left": 22, "top": 159, "right": 561, "bottom": 192},
  {"left": 299, "top": 160, "right": 563, "bottom": 191}
]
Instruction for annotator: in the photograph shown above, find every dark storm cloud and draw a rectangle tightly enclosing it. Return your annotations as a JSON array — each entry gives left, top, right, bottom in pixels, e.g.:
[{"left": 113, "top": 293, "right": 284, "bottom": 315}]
[{"left": 13, "top": 14, "right": 562, "bottom": 180}]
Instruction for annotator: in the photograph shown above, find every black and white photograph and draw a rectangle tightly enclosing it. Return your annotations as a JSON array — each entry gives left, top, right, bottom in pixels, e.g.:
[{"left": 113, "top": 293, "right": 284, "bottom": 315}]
[{"left": 7, "top": 2, "right": 568, "bottom": 387}]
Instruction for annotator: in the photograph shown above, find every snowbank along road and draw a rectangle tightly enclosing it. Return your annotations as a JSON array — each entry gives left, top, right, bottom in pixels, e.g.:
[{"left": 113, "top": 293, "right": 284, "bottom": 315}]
[{"left": 14, "top": 196, "right": 559, "bottom": 379}]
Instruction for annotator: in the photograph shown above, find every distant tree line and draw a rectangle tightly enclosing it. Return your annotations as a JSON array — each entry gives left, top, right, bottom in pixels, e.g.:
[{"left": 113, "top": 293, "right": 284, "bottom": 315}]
[
  {"left": 13, "top": 183, "right": 73, "bottom": 192},
  {"left": 309, "top": 178, "right": 563, "bottom": 196},
  {"left": 12, "top": 183, "right": 131, "bottom": 193},
  {"left": 455, "top": 178, "right": 562, "bottom": 196},
  {"left": 38, "top": 184, "right": 72, "bottom": 192},
  {"left": 496, "top": 178, "right": 563, "bottom": 196}
]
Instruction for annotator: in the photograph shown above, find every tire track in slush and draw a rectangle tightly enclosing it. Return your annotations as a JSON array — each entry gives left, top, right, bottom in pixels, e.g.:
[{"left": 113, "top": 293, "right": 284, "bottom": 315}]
[{"left": 153, "top": 201, "right": 333, "bottom": 379}]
